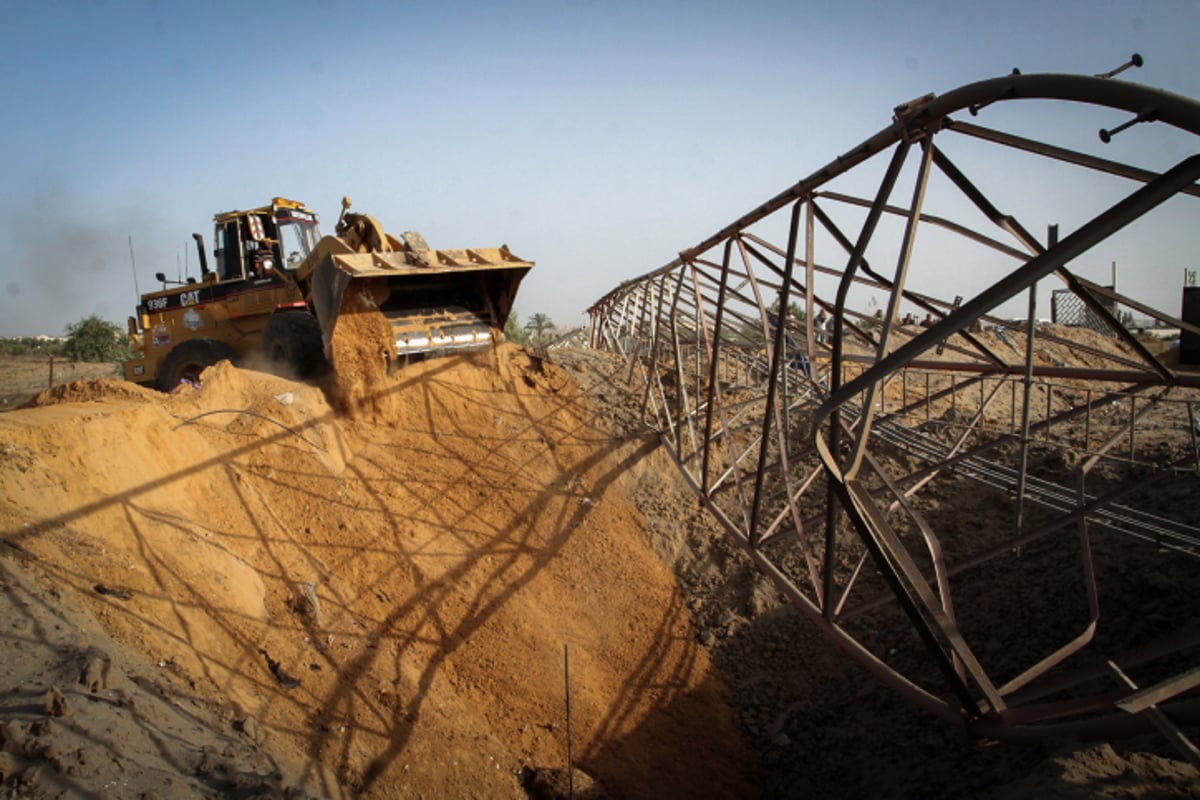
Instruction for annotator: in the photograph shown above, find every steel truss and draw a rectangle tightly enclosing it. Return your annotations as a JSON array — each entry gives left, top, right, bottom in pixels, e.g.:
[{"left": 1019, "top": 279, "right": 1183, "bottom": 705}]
[{"left": 586, "top": 69, "right": 1200, "bottom": 750}]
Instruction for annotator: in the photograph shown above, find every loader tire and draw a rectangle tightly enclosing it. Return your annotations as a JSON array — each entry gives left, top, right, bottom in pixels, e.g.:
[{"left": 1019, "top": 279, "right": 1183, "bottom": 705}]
[
  {"left": 157, "top": 339, "right": 238, "bottom": 392},
  {"left": 262, "top": 311, "right": 329, "bottom": 380}
]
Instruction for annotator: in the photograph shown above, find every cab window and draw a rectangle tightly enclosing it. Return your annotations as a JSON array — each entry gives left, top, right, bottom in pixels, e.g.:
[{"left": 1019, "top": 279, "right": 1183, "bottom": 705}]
[
  {"left": 215, "top": 221, "right": 244, "bottom": 281},
  {"left": 277, "top": 209, "right": 320, "bottom": 270}
]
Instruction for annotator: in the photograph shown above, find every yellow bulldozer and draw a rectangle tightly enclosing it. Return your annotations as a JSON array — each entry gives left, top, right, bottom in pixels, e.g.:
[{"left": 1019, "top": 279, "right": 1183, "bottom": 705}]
[{"left": 124, "top": 197, "right": 533, "bottom": 390}]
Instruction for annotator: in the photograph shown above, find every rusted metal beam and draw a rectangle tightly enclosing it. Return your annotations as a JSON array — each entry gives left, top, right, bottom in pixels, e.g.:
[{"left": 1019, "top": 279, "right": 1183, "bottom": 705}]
[{"left": 583, "top": 70, "right": 1200, "bottom": 745}]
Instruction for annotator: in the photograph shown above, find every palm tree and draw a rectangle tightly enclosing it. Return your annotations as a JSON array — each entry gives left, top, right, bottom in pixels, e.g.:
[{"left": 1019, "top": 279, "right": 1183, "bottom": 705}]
[{"left": 524, "top": 313, "right": 556, "bottom": 346}]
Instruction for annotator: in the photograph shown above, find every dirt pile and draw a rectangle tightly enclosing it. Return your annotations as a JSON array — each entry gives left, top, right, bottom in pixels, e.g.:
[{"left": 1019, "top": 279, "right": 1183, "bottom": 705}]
[{"left": 0, "top": 345, "right": 753, "bottom": 798}]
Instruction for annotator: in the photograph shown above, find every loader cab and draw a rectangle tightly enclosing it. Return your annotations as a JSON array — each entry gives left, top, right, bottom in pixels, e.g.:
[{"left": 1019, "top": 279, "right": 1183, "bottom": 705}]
[
  {"left": 275, "top": 200, "right": 321, "bottom": 272},
  {"left": 211, "top": 199, "right": 321, "bottom": 284}
]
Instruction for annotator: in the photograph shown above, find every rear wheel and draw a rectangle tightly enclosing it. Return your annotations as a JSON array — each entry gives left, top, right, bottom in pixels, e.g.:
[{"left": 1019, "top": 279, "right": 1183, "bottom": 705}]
[
  {"left": 157, "top": 339, "right": 238, "bottom": 391},
  {"left": 262, "top": 311, "right": 329, "bottom": 380}
]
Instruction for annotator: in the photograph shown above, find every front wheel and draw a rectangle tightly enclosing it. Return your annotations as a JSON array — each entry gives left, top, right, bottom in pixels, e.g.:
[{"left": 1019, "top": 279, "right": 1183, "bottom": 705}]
[
  {"left": 262, "top": 311, "right": 329, "bottom": 380},
  {"left": 157, "top": 339, "right": 238, "bottom": 391}
]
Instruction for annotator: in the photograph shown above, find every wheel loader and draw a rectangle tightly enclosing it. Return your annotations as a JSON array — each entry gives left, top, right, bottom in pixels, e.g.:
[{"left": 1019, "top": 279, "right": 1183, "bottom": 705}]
[{"left": 123, "top": 197, "right": 533, "bottom": 390}]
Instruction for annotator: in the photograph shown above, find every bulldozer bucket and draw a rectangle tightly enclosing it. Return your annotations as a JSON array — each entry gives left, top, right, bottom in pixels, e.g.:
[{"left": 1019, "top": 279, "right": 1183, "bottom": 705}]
[{"left": 305, "top": 240, "right": 532, "bottom": 361}]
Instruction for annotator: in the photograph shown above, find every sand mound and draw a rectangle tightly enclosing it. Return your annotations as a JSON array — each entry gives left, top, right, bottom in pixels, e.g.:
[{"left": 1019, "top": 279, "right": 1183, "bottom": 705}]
[
  {"left": 33, "top": 376, "right": 161, "bottom": 407},
  {"left": 0, "top": 343, "right": 753, "bottom": 798}
]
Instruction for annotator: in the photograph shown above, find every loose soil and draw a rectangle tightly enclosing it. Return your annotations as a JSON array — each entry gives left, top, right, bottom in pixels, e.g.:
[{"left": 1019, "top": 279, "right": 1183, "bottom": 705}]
[
  {"left": 0, "top": 346, "right": 750, "bottom": 798},
  {"left": 327, "top": 281, "right": 397, "bottom": 416},
  {"left": 0, "top": 340, "right": 1197, "bottom": 798}
]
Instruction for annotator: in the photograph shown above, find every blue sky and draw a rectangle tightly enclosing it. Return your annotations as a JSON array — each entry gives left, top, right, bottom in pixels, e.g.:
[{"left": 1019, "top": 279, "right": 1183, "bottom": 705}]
[{"left": 1, "top": 0, "right": 1197, "bottom": 337}]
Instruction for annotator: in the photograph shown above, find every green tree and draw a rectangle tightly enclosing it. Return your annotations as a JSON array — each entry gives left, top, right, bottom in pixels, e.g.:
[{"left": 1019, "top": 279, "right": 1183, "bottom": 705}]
[
  {"left": 523, "top": 313, "right": 555, "bottom": 346},
  {"left": 504, "top": 311, "right": 530, "bottom": 346},
  {"left": 0, "top": 337, "right": 64, "bottom": 356},
  {"left": 63, "top": 315, "right": 131, "bottom": 363}
]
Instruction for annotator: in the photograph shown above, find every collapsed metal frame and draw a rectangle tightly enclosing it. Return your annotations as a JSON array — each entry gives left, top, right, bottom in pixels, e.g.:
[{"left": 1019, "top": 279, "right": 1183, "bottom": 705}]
[{"left": 587, "top": 68, "right": 1200, "bottom": 749}]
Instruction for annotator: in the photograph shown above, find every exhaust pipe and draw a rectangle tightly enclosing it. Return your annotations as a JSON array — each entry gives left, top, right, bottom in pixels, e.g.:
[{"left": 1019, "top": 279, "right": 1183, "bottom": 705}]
[{"left": 192, "top": 232, "right": 210, "bottom": 277}]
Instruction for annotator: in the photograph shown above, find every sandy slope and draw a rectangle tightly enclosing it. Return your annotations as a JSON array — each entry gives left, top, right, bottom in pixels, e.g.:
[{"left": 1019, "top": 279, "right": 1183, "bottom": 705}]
[{"left": 0, "top": 345, "right": 753, "bottom": 798}]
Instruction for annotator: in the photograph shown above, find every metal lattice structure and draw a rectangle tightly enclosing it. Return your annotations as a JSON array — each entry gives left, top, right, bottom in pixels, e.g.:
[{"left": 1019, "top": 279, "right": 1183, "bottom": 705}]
[{"left": 586, "top": 65, "right": 1200, "bottom": 750}]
